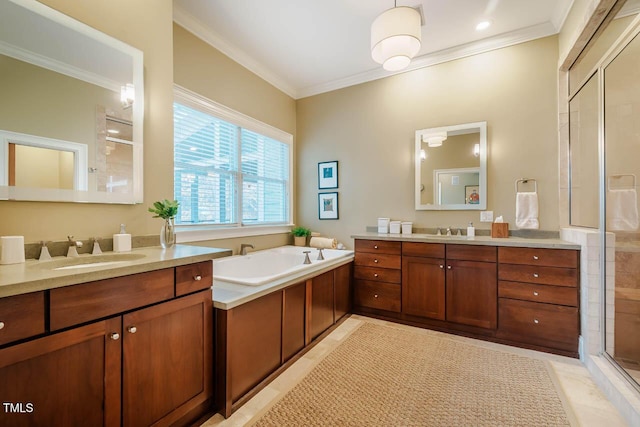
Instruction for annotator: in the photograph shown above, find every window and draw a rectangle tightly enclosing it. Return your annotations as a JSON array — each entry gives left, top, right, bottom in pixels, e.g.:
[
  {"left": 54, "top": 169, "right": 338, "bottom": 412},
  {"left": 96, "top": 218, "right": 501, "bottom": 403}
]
[{"left": 173, "top": 86, "right": 292, "bottom": 229}]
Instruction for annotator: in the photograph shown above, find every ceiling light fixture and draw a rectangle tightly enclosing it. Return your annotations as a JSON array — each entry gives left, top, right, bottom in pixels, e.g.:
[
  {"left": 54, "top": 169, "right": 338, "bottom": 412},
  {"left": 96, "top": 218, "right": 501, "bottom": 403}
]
[
  {"left": 371, "top": 2, "right": 422, "bottom": 72},
  {"left": 476, "top": 21, "right": 491, "bottom": 31},
  {"left": 422, "top": 131, "right": 447, "bottom": 147}
]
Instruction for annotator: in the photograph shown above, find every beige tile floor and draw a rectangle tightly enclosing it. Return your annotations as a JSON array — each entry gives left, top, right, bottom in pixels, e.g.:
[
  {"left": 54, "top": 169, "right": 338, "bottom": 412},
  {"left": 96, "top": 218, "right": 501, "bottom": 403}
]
[{"left": 201, "top": 315, "right": 630, "bottom": 427}]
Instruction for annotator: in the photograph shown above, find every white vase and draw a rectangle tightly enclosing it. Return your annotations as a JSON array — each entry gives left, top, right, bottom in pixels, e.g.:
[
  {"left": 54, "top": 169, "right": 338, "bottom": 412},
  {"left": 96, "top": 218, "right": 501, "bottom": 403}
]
[{"left": 160, "top": 218, "right": 176, "bottom": 249}]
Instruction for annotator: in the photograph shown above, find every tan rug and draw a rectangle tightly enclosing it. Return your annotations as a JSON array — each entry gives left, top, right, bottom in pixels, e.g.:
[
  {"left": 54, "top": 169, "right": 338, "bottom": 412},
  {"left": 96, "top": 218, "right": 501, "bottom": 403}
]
[{"left": 253, "top": 322, "right": 575, "bottom": 426}]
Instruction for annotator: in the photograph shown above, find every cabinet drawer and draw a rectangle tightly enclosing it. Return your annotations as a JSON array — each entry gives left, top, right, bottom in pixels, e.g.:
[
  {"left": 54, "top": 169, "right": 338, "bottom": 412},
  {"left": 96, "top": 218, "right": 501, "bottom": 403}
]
[
  {"left": 354, "top": 280, "right": 401, "bottom": 313},
  {"left": 498, "top": 264, "right": 577, "bottom": 287},
  {"left": 498, "top": 247, "right": 578, "bottom": 268},
  {"left": 499, "top": 281, "right": 578, "bottom": 307},
  {"left": 498, "top": 298, "right": 578, "bottom": 352},
  {"left": 0, "top": 292, "right": 45, "bottom": 346},
  {"left": 354, "top": 266, "right": 401, "bottom": 283},
  {"left": 402, "top": 242, "right": 445, "bottom": 258},
  {"left": 447, "top": 244, "right": 497, "bottom": 262},
  {"left": 50, "top": 268, "right": 175, "bottom": 330},
  {"left": 354, "top": 253, "right": 401, "bottom": 269},
  {"left": 176, "top": 261, "right": 213, "bottom": 296},
  {"left": 355, "top": 240, "right": 401, "bottom": 255}
]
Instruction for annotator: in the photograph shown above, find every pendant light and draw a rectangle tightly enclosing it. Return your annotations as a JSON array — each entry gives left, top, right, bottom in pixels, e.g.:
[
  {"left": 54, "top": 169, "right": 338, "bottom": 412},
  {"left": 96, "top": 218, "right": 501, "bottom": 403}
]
[{"left": 371, "top": 2, "right": 422, "bottom": 71}]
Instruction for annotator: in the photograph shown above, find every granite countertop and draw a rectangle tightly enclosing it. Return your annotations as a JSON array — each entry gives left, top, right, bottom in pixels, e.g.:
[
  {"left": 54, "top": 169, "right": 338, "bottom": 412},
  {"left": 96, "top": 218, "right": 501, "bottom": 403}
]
[
  {"left": 0, "top": 244, "right": 232, "bottom": 298},
  {"left": 351, "top": 232, "right": 581, "bottom": 250}
]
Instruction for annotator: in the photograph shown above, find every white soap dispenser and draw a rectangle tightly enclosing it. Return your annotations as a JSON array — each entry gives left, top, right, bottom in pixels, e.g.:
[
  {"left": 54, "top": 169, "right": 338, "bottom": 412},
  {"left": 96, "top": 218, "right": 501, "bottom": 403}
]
[
  {"left": 113, "top": 224, "right": 132, "bottom": 253},
  {"left": 467, "top": 222, "right": 475, "bottom": 238}
]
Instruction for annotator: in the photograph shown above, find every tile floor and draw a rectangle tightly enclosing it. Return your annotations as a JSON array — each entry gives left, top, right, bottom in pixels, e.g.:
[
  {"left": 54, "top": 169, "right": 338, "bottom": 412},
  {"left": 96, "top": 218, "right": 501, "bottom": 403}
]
[{"left": 201, "top": 315, "right": 630, "bottom": 427}]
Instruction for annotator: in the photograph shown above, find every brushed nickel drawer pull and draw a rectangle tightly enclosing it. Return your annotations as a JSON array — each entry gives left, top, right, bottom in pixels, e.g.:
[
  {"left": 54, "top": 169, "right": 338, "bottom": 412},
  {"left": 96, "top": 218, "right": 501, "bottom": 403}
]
[
  {"left": 194, "top": 275, "right": 202, "bottom": 281},
  {"left": 533, "top": 273, "right": 539, "bottom": 278},
  {"left": 439, "top": 265, "right": 444, "bottom": 269},
  {"left": 374, "top": 294, "right": 379, "bottom": 298},
  {"left": 0, "top": 321, "right": 4, "bottom": 330},
  {"left": 127, "top": 326, "right": 137, "bottom": 334},
  {"left": 533, "top": 255, "right": 539, "bottom": 260},
  {"left": 534, "top": 319, "right": 539, "bottom": 324},
  {"left": 374, "top": 245, "right": 379, "bottom": 249},
  {"left": 110, "top": 333, "right": 120, "bottom": 340},
  {"left": 533, "top": 291, "right": 539, "bottom": 296},
  {"left": 374, "top": 259, "right": 379, "bottom": 263},
  {"left": 374, "top": 273, "right": 379, "bottom": 277},
  {"left": 447, "top": 265, "right": 452, "bottom": 270}
]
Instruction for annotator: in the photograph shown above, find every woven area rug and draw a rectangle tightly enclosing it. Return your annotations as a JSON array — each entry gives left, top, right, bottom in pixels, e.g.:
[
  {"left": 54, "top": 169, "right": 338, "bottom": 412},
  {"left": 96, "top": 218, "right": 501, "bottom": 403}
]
[{"left": 252, "top": 322, "right": 575, "bottom": 426}]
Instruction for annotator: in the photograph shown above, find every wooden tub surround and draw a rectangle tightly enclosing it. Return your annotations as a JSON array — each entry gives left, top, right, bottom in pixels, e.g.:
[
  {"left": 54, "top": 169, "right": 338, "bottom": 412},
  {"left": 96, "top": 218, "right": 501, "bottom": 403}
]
[{"left": 352, "top": 235, "right": 580, "bottom": 358}]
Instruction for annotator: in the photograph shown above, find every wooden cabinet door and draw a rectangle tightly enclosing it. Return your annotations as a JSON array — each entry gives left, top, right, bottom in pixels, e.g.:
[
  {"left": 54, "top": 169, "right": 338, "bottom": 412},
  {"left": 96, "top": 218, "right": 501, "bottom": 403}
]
[
  {"left": 446, "top": 260, "right": 497, "bottom": 329},
  {"left": 402, "top": 256, "right": 446, "bottom": 320},
  {"left": 334, "top": 262, "right": 352, "bottom": 321},
  {"left": 282, "top": 282, "right": 306, "bottom": 363},
  {"left": 122, "top": 290, "right": 213, "bottom": 427},
  {"left": 0, "top": 318, "right": 121, "bottom": 427},
  {"left": 309, "top": 271, "right": 335, "bottom": 341}
]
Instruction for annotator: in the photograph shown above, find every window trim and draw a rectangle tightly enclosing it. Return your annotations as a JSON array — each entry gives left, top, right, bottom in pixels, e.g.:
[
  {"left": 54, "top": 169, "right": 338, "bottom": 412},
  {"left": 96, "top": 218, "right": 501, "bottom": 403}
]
[{"left": 173, "top": 84, "right": 293, "bottom": 240}]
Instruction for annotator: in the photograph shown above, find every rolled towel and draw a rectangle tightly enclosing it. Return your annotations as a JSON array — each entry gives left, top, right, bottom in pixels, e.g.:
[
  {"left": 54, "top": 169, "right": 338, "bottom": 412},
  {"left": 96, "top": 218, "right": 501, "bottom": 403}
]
[
  {"left": 515, "top": 192, "right": 539, "bottom": 229},
  {"left": 309, "top": 236, "right": 337, "bottom": 249}
]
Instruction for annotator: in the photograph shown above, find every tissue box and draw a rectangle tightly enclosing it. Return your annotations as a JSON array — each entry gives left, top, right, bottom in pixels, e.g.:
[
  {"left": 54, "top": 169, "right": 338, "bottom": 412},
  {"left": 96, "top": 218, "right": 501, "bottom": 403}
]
[{"left": 491, "top": 223, "right": 509, "bottom": 238}]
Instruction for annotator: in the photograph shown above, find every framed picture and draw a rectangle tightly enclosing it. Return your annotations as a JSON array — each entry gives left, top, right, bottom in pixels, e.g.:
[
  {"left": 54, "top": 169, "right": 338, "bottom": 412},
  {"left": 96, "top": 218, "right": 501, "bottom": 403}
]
[
  {"left": 318, "top": 161, "right": 338, "bottom": 189},
  {"left": 318, "top": 192, "right": 339, "bottom": 220},
  {"left": 465, "top": 185, "right": 480, "bottom": 204}
]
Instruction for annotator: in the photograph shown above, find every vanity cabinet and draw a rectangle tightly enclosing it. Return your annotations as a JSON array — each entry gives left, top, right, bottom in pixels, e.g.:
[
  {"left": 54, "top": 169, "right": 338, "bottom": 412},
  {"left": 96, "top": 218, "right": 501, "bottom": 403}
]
[
  {"left": 354, "top": 240, "right": 401, "bottom": 313},
  {"left": 309, "top": 271, "right": 335, "bottom": 341},
  {"left": 401, "top": 242, "right": 445, "bottom": 320},
  {"left": 0, "top": 291, "right": 45, "bottom": 346},
  {"left": 497, "top": 247, "right": 579, "bottom": 354},
  {"left": 0, "top": 261, "right": 214, "bottom": 427}
]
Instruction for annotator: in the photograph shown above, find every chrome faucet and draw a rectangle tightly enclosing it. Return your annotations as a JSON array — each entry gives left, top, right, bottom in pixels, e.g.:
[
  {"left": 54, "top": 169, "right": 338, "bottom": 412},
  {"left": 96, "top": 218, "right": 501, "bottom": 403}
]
[
  {"left": 303, "top": 250, "right": 312, "bottom": 264},
  {"left": 240, "top": 243, "right": 254, "bottom": 256},
  {"left": 67, "top": 236, "right": 83, "bottom": 257}
]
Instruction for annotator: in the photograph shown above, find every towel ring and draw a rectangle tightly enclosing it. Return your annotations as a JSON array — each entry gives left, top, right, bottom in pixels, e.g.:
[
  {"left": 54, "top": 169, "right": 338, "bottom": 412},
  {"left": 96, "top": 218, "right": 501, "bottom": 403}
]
[
  {"left": 515, "top": 178, "right": 537, "bottom": 193},
  {"left": 607, "top": 174, "right": 636, "bottom": 191}
]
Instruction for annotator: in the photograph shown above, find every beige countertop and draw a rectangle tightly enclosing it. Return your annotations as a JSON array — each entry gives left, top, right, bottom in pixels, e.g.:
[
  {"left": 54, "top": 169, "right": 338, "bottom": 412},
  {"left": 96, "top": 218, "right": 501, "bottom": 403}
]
[
  {"left": 351, "top": 232, "right": 581, "bottom": 250},
  {"left": 0, "top": 244, "right": 231, "bottom": 298}
]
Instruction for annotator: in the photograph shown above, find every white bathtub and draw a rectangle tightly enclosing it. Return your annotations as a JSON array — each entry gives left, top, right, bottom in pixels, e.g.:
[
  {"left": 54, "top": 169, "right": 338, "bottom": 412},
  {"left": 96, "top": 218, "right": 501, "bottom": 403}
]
[{"left": 213, "top": 245, "right": 353, "bottom": 287}]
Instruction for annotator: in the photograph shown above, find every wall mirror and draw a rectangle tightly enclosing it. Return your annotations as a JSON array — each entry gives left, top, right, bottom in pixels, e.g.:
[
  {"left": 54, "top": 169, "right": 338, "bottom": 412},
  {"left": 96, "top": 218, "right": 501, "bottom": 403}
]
[
  {"left": 0, "top": 0, "right": 143, "bottom": 203},
  {"left": 415, "top": 121, "right": 487, "bottom": 210}
]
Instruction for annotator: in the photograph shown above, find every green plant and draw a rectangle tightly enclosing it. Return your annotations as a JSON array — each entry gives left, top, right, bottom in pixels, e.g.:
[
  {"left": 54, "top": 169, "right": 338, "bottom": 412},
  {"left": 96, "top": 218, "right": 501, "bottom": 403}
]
[
  {"left": 148, "top": 199, "right": 179, "bottom": 220},
  {"left": 291, "top": 226, "right": 311, "bottom": 237}
]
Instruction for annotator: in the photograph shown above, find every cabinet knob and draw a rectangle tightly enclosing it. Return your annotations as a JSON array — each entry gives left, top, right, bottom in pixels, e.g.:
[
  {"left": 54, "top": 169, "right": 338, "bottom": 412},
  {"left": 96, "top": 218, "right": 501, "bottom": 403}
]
[
  {"left": 374, "top": 294, "right": 379, "bottom": 298},
  {"left": 533, "top": 255, "right": 539, "bottom": 260},
  {"left": 194, "top": 275, "right": 202, "bottom": 281},
  {"left": 110, "top": 333, "right": 120, "bottom": 340},
  {"left": 374, "top": 259, "right": 379, "bottom": 263},
  {"left": 439, "top": 265, "right": 444, "bottom": 269},
  {"left": 374, "top": 245, "right": 378, "bottom": 249},
  {"left": 533, "top": 319, "right": 539, "bottom": 324},
  {"left": 374, "top": 273, "right": 379, "bottom": 278},
  {"left": 533, "top": 273, "right": 539, "bottom": 278},
  {"left": 533, "top": 291, "right": 539, "bottom": 296},
  {"left": 447, "top": 265, "right": 452, "bottom": 270},
  {"left": 0, "top": 321, "right": 4, "bottom": 330},
  {"left": 127, "top": 326, "right": 137, "bottom": 334}
]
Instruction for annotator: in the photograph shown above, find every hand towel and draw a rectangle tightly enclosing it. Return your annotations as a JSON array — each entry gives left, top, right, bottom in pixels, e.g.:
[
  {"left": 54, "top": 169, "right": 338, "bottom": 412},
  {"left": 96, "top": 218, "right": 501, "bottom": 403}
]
[
  {"left": 309, "top": 236, "right": 337, "bottom": 249},
  {"left": 606, "top": 189, "right": 639, "bottom": 231},
  {"left": 515, "top": 192, "right": 539, "bottom": 229}
]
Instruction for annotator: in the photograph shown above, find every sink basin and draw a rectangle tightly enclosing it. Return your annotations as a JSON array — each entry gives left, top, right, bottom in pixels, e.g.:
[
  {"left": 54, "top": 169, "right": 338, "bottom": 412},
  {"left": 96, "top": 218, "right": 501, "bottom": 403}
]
[{"left": 32, "top": 253, "right": 146, "bottom": 271}]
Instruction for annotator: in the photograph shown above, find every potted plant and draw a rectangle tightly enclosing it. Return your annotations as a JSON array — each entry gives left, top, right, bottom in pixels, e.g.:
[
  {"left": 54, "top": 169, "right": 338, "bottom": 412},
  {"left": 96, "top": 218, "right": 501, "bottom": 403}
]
[
  {"left": 291, "top": 226, "right": 311, "bottom": 247},
  {"left": 149, "top": 199, "right": 179, "bottom": 249}
]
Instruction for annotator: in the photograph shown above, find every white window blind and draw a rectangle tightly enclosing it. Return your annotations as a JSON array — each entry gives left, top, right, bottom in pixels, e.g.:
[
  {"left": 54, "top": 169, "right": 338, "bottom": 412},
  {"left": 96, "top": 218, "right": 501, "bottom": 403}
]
[{"left": 173, "top": 91, "right": 291, "bottom": 228}]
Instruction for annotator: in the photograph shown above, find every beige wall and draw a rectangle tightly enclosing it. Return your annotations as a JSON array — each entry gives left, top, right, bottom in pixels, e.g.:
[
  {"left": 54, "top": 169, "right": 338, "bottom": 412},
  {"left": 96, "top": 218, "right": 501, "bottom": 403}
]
[
  {"left": 13, "top": 145, "right": 74, "bottom": 190},
  {"left": 297, "top": 36, "right": 559, "bottom": 248},
  {"left": 0, "top": 0, "right": 174, "bottom": 243}
]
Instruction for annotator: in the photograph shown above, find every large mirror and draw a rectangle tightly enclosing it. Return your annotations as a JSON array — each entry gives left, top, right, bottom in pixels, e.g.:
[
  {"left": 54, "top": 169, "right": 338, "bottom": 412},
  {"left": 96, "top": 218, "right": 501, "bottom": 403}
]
[
  {"left": 415, "top": 121, "right": 487, "bottom": 210},
  {"left": 0, "top": 0, "right": 143, "bottom": 203}
]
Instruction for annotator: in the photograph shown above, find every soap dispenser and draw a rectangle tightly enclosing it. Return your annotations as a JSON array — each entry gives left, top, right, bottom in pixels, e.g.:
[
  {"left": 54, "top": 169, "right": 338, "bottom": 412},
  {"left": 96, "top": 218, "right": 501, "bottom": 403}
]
[
  {"left": 467, "top": 222, "right": 475, "bottom": 238},
  {"left": 113, "top": 224, "right": 132, "bottom": 253}
]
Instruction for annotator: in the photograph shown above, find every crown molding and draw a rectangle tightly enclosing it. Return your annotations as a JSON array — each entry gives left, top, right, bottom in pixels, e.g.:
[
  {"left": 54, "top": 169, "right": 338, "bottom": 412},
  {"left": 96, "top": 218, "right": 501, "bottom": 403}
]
[
  {"left": 297, "top": 22, "right": 558, "bottom": 99},
  {"left": 173, "top": 4, "right": 298, "bottom": 99}
]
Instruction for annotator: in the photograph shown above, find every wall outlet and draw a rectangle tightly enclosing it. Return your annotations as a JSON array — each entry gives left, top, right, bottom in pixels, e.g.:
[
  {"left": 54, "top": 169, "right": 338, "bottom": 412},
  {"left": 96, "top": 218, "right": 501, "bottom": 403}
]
[{"left": 480, "top": 211, "right": 494, "bottom": 222}]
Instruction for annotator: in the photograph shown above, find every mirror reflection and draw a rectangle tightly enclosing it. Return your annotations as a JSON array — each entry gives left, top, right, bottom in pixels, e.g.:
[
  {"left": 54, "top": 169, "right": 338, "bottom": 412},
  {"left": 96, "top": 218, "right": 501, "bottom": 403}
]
[
  {"left": 415, "top": 122, "right": 487, "bottom": 210},
  {"left": 0, "top": 0, "right": 143, "bottom": 203}
]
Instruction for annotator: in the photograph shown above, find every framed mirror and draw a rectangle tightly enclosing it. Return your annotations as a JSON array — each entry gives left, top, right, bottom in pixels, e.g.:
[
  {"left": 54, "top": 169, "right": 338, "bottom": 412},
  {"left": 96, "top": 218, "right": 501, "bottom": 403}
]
[
  {"left": 0, "top": 0, "right": 143, "bottom": 203},
  {"left": 415, "top": 121, "right": 487, "bottom": 210}
]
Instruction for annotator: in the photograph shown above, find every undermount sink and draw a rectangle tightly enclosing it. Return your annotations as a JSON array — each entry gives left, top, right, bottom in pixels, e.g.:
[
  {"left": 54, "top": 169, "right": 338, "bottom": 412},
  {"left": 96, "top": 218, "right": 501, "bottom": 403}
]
[{"left": 32, "top": 253, "right": 146, "bottom": 271}]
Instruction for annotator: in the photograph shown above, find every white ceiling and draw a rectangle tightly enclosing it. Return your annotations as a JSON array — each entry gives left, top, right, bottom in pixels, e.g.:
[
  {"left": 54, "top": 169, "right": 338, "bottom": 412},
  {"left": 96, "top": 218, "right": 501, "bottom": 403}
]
[{"left": 173, "top": 0, "right": 574, "bottom": 99}]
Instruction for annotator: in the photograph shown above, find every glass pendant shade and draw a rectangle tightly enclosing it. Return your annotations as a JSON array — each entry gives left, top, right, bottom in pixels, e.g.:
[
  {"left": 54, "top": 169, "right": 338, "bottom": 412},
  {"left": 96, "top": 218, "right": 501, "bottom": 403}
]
[
  {"left": 371, "top": 6, "right": 422, "bottom": 71},
  {"left": 423, "top": 131, "right": 447, "bottom": 147}
]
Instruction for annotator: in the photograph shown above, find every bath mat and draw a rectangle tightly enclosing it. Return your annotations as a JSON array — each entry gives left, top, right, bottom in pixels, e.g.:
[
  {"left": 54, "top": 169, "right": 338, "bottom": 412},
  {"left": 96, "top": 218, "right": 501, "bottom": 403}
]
[{"left": 251, "top": 322, "right": 576, "bottom": 426}]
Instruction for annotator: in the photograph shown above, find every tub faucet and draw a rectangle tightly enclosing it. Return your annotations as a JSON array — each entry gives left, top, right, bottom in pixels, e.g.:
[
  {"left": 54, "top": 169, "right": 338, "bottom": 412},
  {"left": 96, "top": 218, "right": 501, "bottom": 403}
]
[
  {"left": 67, "top": 236, "right": 83, "bottom": 257},
  {"left": 317, "top": 248, "right": 325, "bottom": 261},
  {"left": 240, "top": 243, "right": 254, "bottom": 256},
  {"left": 303, "top": 250, "right": 312, "bottom": 264}
]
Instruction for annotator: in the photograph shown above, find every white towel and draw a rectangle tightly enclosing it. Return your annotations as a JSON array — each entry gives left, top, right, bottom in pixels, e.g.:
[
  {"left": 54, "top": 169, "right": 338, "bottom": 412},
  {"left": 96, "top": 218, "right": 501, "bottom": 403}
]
[
  {"left": 516, "top": 192, "right": 539, "bottom": 229},
  {"left": 607, "top": 189, "right": 639, "bottom": 231}
]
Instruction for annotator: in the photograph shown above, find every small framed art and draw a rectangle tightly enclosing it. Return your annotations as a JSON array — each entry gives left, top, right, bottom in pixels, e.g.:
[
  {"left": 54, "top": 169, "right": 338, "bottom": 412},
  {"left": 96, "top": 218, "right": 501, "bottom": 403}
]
[
  {"left": 318, "top": 161, "right": 338, "bottom": 189},
  {"left": 318, "top": 192, "right": 339, "bottom": 220}
]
